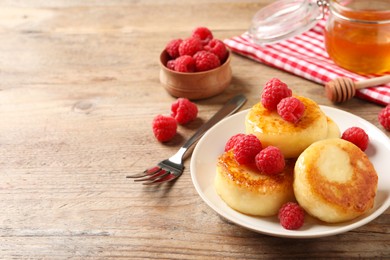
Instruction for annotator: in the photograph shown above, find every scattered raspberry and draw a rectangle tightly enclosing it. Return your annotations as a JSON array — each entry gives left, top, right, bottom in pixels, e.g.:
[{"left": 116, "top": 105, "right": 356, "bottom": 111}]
[
  {"left": 192, "top": 27, "right": 213, "bottom": 45},
  {"left": 193, "top": 50, "right": 220, "bottom": 72},
  {"left": 224, "top": 133, "right": 246, "bottom": 152},
  {"left": 152, "top": 115, "right": 177, "bottom": 142},
  {"left": 204, "top": 39, "right": 228, "bottom": 62},
  {"left": 277, "top": 97, "right": 305, "bottom": 124},
  {"left": 255, "top": 146, "right": 285, "bottom": 175},
  {"left": 171, "top": 98, "right": 198, "bottom": 124},
  {"left": 233, "top": 134, "right": 262, "bottom": 165},
  {"left": 174, "top": 55, "right": 196, "bottom": 72},
  {"left": 378, "top": 104, "right": 390, "bottom": 131},
  {"left": 165, "top": 38, "right": 183, "bottom": 59},
  {"left": 178, "top": 37, "right": 203, "bottom": 57},
  {"left": 166, "top": 60, "right": 176, "bottom": 70},
  {"left": 261, "top": 78, "right": 292, "bottom": 111},
  {"left": 341, "top": 127, "right": 369, "bottom": 151},
  {"left": 278, "top": 202, "right": 305, "bottom": 230}
]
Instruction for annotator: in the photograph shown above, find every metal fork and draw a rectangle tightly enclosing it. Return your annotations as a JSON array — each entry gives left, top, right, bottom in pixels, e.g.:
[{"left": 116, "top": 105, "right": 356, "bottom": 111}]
[{"left": 127, "top": 94, "right": 247, "bottom": 185}]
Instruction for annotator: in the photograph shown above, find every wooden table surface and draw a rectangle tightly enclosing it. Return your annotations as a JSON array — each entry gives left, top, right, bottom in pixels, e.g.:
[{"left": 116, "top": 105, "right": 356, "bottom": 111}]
[{"left": 0, "top": 0, "right": 389, "bottom": 259}]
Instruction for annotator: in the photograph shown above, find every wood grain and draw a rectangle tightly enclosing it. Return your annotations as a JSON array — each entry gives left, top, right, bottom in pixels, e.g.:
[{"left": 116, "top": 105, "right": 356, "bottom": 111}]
[{"left": 0, "top": 0, "right": 389, "bottom": 258}]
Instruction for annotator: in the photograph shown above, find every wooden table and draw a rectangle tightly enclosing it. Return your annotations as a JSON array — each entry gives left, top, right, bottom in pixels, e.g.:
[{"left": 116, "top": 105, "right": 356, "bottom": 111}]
[{"left": 0, "top": 0, "right": 389, "bottom": 258}]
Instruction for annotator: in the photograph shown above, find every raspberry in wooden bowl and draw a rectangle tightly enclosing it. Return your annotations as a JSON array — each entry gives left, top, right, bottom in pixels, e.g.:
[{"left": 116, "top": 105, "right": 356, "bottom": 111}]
[{"left": 159, "top": 48, "right": 232, "bottom": 100}]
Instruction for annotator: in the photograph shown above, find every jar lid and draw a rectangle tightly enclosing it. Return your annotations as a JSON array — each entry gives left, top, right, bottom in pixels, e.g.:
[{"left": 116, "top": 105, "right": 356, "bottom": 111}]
[{"left": 249, "top": 0, "right": 322, "bottom": 45}]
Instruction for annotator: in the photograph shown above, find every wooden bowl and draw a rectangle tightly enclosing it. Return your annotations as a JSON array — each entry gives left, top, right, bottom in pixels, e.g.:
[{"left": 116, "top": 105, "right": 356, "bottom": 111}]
[{"left": 159, "top": 50, "right": 232, "bottom": 100}]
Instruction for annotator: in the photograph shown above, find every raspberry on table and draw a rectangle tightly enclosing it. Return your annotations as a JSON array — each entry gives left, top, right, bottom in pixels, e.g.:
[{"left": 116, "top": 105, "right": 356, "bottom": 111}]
[
  {"left": 224, "top": 133, "right": 246, "bottom": 152},
  {"left": 341, "top": 126, "right": 369, "bottom": 151},
  {"left": 193, "top": 50, "right": 220, "bottom": 72},
  {"left": 255, "top": 146, "right": 285, "bottom": 175},
  {"left": 233, "top": 134, "right": 262, "bottom": 165},
  {"left": 378, "top": 104, "right": 390, "bottom": 131},
  {"left": 152, "top": 115, "right": 177, "bottom": 142},
  {"left": 277, "top": 97, "right": 306, "bottom": 124},
  {"left": 278, "top": 202, "right": 305, "bottom": 230},
  {"left": 192, "top": 27, "right": 213, "bottom": 45},
  {"left": 261, "top": 78, "right": 292, "bottom": 111},
  {"left": 174, "top": 55, "right": 196, "bottom": 72},
  {"left": 178, "top": 37, "right": 203, "bottom": 57},
  {"left": 204, "top": 39, "right": 228, "bottom": 62},
  {"left": 171, "top": 98, "right": 198, "bottom": 125},
  {"left": 165, "top": 38, "right": 183, "bottom": 59}
]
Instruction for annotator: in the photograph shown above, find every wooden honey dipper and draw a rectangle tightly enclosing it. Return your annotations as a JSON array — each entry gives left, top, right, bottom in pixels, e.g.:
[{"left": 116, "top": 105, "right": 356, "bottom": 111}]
[{"left": 325, "top": 75, "right": 390, "bottom": 103}]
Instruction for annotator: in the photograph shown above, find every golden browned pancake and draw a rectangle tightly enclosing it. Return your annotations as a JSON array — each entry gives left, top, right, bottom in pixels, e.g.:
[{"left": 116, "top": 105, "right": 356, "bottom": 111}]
[
  {"left": 245, "top": 96, "right": 328, "bottom": 158},
  {"left": 294, "top": 138, "right": 378, "bottom": 223},
  {"left": 215, "top": 150, "right": 295, "bottom": 216},
  {"left": 326, "top": 116, "right": 341, "bottom": 139}
]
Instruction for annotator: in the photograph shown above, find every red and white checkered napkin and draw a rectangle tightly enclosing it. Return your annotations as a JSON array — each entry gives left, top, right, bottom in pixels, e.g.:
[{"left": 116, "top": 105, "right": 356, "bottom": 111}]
[{"left": 224, "top": 19, "right": 390, "bottom": 106}]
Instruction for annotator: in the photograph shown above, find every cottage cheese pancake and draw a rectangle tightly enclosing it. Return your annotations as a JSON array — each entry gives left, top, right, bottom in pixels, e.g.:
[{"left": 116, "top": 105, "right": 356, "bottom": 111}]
[
  {"left": 294, "top": 138, "right": 378, "bottom": 223},
  {"left": 215, "top": 150, "right": 295, "bottom": 216},
  {"left": 326, "top": 116, "right": 340, "bottom": 139},
  {"left": 245, "top": 96, "right": 328, "bottom": 158}
]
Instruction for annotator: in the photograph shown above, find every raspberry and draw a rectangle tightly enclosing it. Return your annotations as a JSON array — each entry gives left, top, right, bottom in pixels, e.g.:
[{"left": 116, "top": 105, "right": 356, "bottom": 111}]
[
  {"left": 233, "top": 134, "right": 262, "bottom": 165},
  {"left": 278, "top": 202, "right": 305, "bottom": 230},
  {"left": 193, "top": 50, "right": 221, "bottom": 72},
  {"left": 261, "top": 78, "right": 292, "bottom": 111},
  {"left": 192, "top": 27, "right": 213, "bottom": 45},
  {"left": 204, "top": 39, "right": 228, "bottom": 62},
  {"left": 277, "top": 97, "right": 305, "bottom": 124},
  {"left": 171, "top": 98, "right": 198, "bottom": 124},
  {"left": 255, "top": 146, "right": 285, "bottom": 175},
  {"left": 341, "top": 126, "right": 369, "bottom": 151},
  {"left": 178, "top": 37, "right": 203, "bottom": 57},
  {"left": 165, "top": 38, "right": 183, "bottom": 59},
  {"left": 378, "top": 104, "right": 390, "bottom": 131},
  {"left": 152, "top": 115, "right": 177, "bottom": 142},
  {"left": 174, "top": 55, "right": 196, "bottom": 72},
  {"left": 224, "top": 133, "right": 246, "bottom": 152},
  {"left": 166, "top": 60, "right": 176, "bottom": 70}
]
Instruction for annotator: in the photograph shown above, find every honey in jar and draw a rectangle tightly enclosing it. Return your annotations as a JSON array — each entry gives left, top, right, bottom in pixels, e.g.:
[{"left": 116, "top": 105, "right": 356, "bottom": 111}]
[{"left": 324, "top": 0, "right": 390, "bottom": 75}]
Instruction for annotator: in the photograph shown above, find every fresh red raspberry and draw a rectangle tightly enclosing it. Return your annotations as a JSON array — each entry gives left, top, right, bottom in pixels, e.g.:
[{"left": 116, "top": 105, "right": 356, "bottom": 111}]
[
  {"left": 192, "top": 27, "right": 213, "bottom": 45},
  {"left": 178, "top": 37, "right": 203, "bottom": 57},
  {"left": 378, "top": 104, "right": 390, "bottom": 131},
  {"left": 174, "top": 55, "right": 196, "bottom": 73},
  {"left": 255, "top": 146, "right": 285, "bottom": 175},
  {"left": 193, "top": 50, "right": 221, "bottom": 72},
  {"left": 152, "top": 115, "right": 177, "bottom": 142},
  {"left": 261, "top": 78, "right": 292, "bottom": 111},
  {"left": 278, "top": 202, "right": 305, "bottom": 230},
  {"left": 277, "top": 97, "right": 305, "bottom": 124},
  {"left": 171, "top": 98, "right": 198, "bottom": 124},
  {"left": 341, "top": 126, "right": 369, "bottom": 151},
  {"left": 204, "top": 39, "right": 228, "bottom": 62},
  {"left": 165, "top": 38, "right": 183, "bottom": 59},
  {"left": 166, "top": 60, "right": 176, "bottom": 70},
  {"left": 233, "top": 134, "right": 262, "bottom": 165},
  {"left": 224, "top": 133, "right": 246, "bottom": 152}
]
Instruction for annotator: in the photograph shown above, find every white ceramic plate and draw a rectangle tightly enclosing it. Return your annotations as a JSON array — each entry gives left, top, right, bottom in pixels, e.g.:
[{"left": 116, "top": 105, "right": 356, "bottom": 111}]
[{"left": 190, "top": 106, "right": 390, "bottom": 238}]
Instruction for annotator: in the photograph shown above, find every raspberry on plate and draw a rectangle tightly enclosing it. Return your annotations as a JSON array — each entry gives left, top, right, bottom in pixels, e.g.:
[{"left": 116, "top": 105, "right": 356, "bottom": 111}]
[
  {"left": 152, "top": 115, "right": 177, "bottom": 142},
  {"left": 171, "top": 98, "right": 198, "bottom": 124},
  {"left": 261, "top": 78, "right": 292, "bottom": 111},
  {"left": 224, "top": 133, "right": 246, "bottom": 152},
  {"left": 174, "top": 55, "right": 196, "bottom": 72},
  {"left": 192, "top": 27, "right": 213, "bottom": 45},
  {"left": 178, "top": 37, "right": 203, "bottom": 57},
  {"left": 341, "top": 126, "right": 369, "bottom": 151},
  {"left": 204, "top": 39, "right": 227, "bottom": 62},
  {"left": 278, "top": 202, "right": 305, "bottom": 230},
  {"left": 233, "top": 134, "right": 262, "bottom": 165},
  {"left": 193, "top": 50, "right": 220, "bottom": 72},
  {"left": 277, "top": 97, "right": 306, "bottom": 124},
  {"left": 378, "top": 104, "right": 390, "bottom": 131},
  {"left": 255, "top": 146, "right": 285, "bottom": 175},
  {"left": 165, "top": 38, "right": 183, "bottom": 59}
]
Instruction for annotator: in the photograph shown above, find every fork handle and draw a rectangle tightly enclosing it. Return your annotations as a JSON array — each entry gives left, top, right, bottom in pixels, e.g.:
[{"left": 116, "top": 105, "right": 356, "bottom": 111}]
[{"left": 180, "top": 94, "right": 247, "bottom": 153}]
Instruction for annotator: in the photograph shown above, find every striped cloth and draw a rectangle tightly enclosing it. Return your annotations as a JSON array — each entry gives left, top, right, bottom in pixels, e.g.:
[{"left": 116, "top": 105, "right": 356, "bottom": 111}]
[{"left": 224, "top": 19, "right": 390, "bottom": 106}]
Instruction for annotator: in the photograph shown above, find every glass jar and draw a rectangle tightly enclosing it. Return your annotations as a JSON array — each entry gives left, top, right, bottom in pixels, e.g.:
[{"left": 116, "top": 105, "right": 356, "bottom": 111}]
[{"left": 324, "top": 0, "right": 390, "bottom": 75}]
